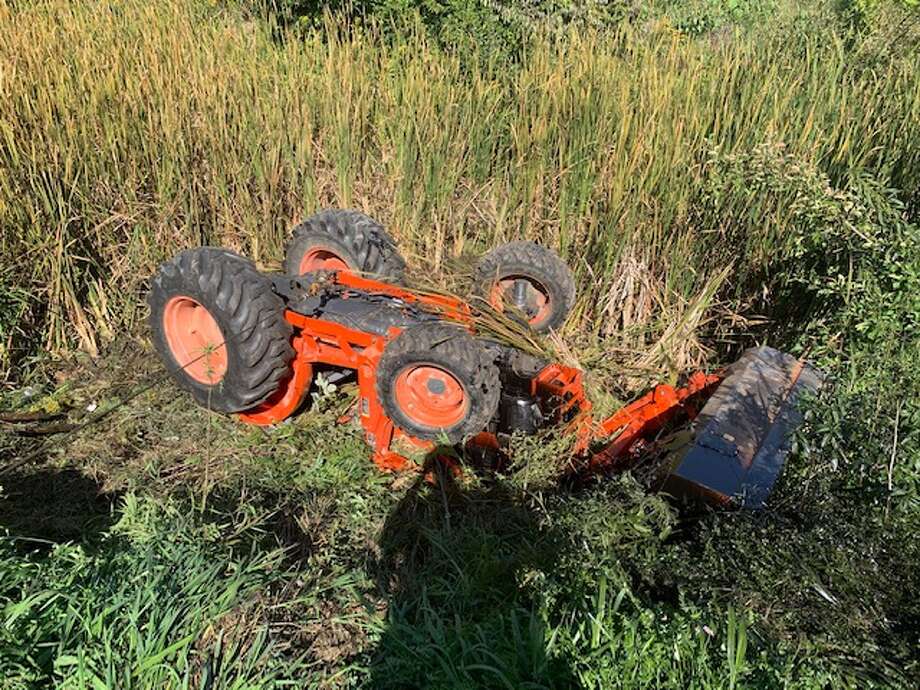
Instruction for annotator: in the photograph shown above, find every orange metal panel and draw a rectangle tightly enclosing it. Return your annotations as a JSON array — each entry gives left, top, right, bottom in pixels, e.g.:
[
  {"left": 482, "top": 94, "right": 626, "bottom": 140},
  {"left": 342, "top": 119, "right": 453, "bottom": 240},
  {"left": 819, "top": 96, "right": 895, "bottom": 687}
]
[{"left": 238, "top": 289, "right": 724, "bottom": 475}]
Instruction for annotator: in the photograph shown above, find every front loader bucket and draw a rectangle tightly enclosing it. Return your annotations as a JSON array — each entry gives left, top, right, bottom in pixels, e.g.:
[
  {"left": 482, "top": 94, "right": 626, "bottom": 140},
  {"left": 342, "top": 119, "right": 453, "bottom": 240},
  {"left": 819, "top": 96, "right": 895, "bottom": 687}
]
[{"left": 660, "top": 347, "right": 824, "bottom": 509}]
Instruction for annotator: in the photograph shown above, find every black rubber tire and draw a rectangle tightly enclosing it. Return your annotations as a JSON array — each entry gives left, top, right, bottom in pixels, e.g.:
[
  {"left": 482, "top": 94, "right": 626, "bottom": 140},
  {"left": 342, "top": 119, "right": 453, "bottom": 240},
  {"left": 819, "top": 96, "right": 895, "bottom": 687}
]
[
  {"left": 376, "top": 323, "right": 500, "bottom": 443},
  {"left": 284, "top": 209, "right": 406, "bottom": 282},
  {"left": 148, "top": 247, "right": 294, "bottom": 413},
  {"left": 472, "top": 241, "right": 576, "bottom": 333}
]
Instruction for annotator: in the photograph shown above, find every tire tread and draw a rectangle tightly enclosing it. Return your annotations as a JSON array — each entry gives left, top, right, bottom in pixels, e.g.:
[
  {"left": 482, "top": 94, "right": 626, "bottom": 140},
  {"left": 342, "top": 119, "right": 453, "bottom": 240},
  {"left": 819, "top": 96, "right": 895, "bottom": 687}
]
[
  {"left": 285, "top": 208, "right": 406, "bottom": 282},
  {"left": 148, "top": 247, "right": 293, "bottom": 413},
  {"left": 473, "top": 241, "right": 576, "bottom": 332},
  {"left": 376, "top": 323, "right": 500, "bottom": 443}
]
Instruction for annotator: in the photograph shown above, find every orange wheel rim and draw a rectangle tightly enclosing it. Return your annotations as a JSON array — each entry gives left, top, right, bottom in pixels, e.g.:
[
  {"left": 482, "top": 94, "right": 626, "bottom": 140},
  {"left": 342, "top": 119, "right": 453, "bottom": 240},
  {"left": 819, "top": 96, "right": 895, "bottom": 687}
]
[
  {"left": 162, "top": 296, "right": 228, "bottom": 384},
  {"left": 393, "top": 364, "right": 468, "bottom": 429},
  {"left": 298, "top": 246, "right": 350, "bottom": 274},
  {"left": 489, "top": 276, "right": 552, "bottom": 328}
]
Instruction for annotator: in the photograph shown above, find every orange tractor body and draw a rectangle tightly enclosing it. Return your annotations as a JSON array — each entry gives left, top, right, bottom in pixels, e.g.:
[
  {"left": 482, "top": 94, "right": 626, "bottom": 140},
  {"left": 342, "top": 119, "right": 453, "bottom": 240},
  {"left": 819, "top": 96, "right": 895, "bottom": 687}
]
[
  {"left": 149, "top": 210, "right": 823, "bottom": 509},
  {"left": 236, "top": 269, "right": 722, "bottom": 474}
]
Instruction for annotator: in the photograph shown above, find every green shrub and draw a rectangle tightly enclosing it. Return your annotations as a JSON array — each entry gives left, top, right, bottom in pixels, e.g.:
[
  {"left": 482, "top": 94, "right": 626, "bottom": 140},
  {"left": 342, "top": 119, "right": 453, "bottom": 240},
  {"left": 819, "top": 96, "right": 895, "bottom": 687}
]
[
  {"left": 270, "top": 1, "right": 788, "bottom": 55},
  {"left": 697, "top": 142, "right": 920, "bottom": 349},
  {"left": 651, "top": 0, "right": 779, "bottom": 35}
]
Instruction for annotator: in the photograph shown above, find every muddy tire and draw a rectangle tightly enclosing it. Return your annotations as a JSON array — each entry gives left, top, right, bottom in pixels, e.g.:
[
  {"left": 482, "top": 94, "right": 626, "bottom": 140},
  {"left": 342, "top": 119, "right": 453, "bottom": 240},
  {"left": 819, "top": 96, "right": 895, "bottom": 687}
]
[
  {"left": 376, "top": 323, "right": 500, "bottom": 443},
  {"left": 148, "top": 247, "right": 294, "bottom": 413},
  {"left": 284, "top": 209, "right": 406, "bottom": 282},
  {"left": 473, "top": 241, "right": 576, "bottom": 333}
]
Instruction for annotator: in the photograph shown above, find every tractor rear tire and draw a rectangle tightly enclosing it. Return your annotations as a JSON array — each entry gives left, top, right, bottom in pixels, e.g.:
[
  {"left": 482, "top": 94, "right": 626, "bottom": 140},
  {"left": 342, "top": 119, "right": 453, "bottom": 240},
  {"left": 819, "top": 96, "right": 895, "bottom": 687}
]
[
  {"left": 376, "top": 323, "right": 500, "bottom": 444},
  {"left": 148, "top": 247, "right": 294, "bottom": 413},
  {"left": 473, "top": 241, "right": 576, "bottom": 333},
  {"left": 284, "top": 209, "right": 406, "bottom": 282}
]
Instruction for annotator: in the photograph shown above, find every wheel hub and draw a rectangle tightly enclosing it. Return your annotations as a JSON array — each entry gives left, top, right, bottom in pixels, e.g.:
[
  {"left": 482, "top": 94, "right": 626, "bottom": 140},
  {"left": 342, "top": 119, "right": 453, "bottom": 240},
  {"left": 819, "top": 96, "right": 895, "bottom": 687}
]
[
  {"left": 299, "top": 247, "right": 350, "bottom": 273},
  {"left": 162, "top": 296, "right": 228, "bottom": 384},
  {"left": 393, "top": 364, "right": 468, "bottom": 430},
  {"left": 491, "top": 276, "right": 551, "bottom": 327}
]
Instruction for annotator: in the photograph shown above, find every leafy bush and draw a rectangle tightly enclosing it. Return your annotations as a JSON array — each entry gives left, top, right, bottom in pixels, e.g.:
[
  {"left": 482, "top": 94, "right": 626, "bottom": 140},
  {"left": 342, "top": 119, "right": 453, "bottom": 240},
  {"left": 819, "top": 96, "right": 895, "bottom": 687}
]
[
  {"left": 635, "top": 140, "right": 920, "bottom": 686},
  {"left": 268, "top": 0, "right": 786, "bottom": 56},
  {"left": 650, "top": 0, "right": 778, "bottom": 35},
  {"left": 840, "top": 0, "right": 920, "bottom": 27},
  {"left": 697, "top": 142, "right": 919, "bottom": 351}
]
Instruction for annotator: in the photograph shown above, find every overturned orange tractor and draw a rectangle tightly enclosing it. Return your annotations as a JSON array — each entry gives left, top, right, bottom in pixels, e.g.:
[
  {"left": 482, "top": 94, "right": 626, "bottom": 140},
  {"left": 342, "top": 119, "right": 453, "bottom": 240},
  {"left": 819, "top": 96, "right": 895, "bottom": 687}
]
[{"left": 148, "top": 209, "right": 822, "bottom": 508}]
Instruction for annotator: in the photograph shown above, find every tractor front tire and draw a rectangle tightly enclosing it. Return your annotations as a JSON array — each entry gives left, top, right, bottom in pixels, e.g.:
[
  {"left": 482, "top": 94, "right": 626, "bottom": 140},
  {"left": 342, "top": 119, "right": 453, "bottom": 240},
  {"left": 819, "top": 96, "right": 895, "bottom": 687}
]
[
  {"left": 473, "top": 241, "right": 576, "bottom": 333},
  {"left": 285, "top": 209, "right": 406, "bottom": 282},
  {"left": 148, "top": 247, "right": 294, "bottom": 413},
  {"left": 376, "top": 323, "right": 500, "bottom": 444}
]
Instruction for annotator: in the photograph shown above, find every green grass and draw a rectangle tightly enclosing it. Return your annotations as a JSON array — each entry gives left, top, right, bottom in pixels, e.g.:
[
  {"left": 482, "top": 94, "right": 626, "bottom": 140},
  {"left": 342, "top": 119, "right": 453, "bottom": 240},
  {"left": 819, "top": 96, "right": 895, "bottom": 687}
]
[
  {"left": 1, "top": 0, "right": 918, "bottom": 368},
  {"left": 1, "top": 0, "right": 918, "bottom": 688},
  {"left": 0, "top": 494, "right": 306, "bottom": 689}
]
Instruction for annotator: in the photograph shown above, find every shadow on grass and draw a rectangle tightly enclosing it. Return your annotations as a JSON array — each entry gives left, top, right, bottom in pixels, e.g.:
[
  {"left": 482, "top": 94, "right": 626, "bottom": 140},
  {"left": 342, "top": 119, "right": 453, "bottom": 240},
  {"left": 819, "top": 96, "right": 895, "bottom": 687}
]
[
  {"left": 0, "top": 467, "right": 118, "bottom": 546},
  {"left": 365, "top": 463, "right": 577, "bottom": 690}
]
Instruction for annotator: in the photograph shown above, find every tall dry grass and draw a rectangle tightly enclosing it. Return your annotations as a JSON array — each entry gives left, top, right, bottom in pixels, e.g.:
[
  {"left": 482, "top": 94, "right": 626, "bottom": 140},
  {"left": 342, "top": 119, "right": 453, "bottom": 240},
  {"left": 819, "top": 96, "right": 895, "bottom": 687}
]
[{"left": 1, "top": 0, "right": 917, "bottom": 376}]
